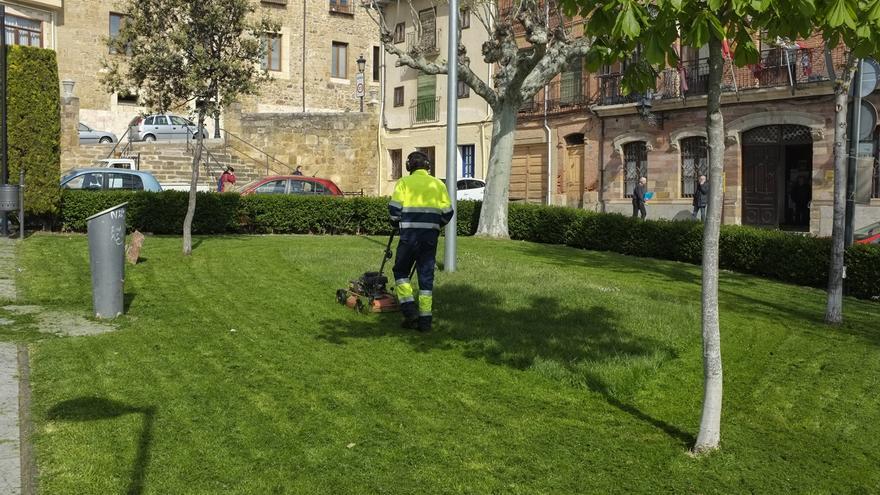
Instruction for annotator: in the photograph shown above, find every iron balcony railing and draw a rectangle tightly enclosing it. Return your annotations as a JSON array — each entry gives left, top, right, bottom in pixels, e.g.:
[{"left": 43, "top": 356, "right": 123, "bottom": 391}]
[
  {"left": 406, "top": 28, "right": 441, "bottom": 56},
  {"left": 410, "top": 97, "right": 441, "bottom": 124},
  {"left": 519, "top": 76, "right": 592, "bottom": 118},
  {"left": 329, "top": 0, "right": 354, "bottom": 13},
  {"left": 595, "top": 44, "right": 848, "bottom": 106}
]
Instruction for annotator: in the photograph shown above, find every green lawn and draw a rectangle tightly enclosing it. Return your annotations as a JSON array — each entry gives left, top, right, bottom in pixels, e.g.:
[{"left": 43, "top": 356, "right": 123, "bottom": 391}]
[{"left": 17, "top": 233, "right": 880, "bottom": 494}]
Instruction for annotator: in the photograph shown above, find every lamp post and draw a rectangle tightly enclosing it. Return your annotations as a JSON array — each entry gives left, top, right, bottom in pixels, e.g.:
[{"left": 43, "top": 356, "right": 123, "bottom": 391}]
[
  {"left": 356, "top": 54, "right": 366, "bottom": 113},
  {"left": 0, "top": 6, "right": 7, "bottom": 236}
]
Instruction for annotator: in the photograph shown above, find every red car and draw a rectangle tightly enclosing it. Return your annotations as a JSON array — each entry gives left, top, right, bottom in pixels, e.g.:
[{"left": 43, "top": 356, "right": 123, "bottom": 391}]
[
  {"left": 240, "top": 176, "right": 344, "bottom": 196},
  {"left": 855, "top": 222, "right": 880, "bottom": 245}
]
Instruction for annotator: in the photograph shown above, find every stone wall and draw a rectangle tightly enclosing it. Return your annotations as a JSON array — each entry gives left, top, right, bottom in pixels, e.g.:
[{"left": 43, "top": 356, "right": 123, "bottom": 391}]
[{"left": 225, "top": 105, "right": 379, "bottom": 195}]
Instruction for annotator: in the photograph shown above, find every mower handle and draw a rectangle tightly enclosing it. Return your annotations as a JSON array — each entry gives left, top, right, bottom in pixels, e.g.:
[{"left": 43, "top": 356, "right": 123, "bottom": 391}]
[{"left": 378, "top": 230, "right": 397, "bottom": 274}]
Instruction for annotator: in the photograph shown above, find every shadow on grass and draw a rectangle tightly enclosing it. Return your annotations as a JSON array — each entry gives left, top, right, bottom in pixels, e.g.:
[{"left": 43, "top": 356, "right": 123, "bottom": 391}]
[
  {"left": 318, "top": 283, "right": 694, "bottom": 447},
  {"left": 47, "top": 397, "right": 156, "bottom": 495}
]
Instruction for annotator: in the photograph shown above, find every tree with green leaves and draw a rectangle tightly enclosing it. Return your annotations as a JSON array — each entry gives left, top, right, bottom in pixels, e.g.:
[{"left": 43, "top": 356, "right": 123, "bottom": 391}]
[
  {"left": 103, "top": 0, "right": 276, "bottom": 255},
  {"left": 563, "top": 0, "right": 880, "bottom": 452}
]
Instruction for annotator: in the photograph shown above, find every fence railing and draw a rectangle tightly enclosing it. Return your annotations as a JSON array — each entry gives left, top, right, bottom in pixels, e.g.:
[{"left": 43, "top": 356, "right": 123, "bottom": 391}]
[
  {"left": 595, "top": 44, "right": 847, "bottom": 106},
  {"left": 519, "top": 76, "right": 592, "bottom": 118},
  {"left": 221, "top": 128, "right": 292, "bottom": 176},
  {"left": 406, "top": 28, "right": 441, "bottom": 56},
  {"left": 329, "top": 0, "right": 354, "bottom": 14},
  {"left": 410, "top": 97, "right": 441, "bottom": 124}
]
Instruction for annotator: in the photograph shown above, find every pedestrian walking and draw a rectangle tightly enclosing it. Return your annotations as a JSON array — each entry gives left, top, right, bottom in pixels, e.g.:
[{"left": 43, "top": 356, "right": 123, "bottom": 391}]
[
  {"left": 632, "top": 176, "right": 647, "bottom": 220},
  {"left": 692, "top": 175, "right": 709, "bottom": 221}
]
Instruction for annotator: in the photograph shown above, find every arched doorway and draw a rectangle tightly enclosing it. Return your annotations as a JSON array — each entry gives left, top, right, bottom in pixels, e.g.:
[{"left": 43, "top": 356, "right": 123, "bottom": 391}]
[{"left": 742, "top": 125, "right": 813, "bottom": 229}]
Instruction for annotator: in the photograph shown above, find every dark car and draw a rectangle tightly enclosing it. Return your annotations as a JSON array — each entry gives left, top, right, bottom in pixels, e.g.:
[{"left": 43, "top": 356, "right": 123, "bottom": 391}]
[{"left": 240, "top": 176, "right": 344, "bottom": 196}]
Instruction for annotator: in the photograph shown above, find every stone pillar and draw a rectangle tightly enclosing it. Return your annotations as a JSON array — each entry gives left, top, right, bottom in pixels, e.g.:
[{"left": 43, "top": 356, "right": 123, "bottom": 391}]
[
  {"left": 224, "top": 102, "right": 243, "bottom": 137},
  {"left": 60, "top": 96, "right": 80, "bottom": 151}
]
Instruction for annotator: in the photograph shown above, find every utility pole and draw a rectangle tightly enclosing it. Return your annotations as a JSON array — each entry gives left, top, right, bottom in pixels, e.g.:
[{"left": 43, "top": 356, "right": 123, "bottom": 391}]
[
  {"left": 444, "top": 0, "right": 458, "bottom": 272},
  {"left": 845, "top": 59, "right": 864, "bottom": 247},
  {"left": 0, "top": 6, "right": 8, "bottom": 237}
]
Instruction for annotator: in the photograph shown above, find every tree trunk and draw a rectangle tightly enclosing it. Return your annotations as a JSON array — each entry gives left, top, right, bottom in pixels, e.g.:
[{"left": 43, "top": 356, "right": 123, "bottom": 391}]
[
  {"left": 693, "top": 36, "right": 724, "bottom": 454},
  {"left": 182, "top": 109, "right": 206, "bottom": 256},
  {"left": 476, "top": 103, "right": 518, "bottom": 238},
  {"left": 825, "top": 61, "right": 857, "bottom": 324}
]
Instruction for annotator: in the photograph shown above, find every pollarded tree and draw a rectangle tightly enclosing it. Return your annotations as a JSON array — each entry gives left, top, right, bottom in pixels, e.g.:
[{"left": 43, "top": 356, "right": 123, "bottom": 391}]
[
  {"left": 366, "top": 0, "right": 591, "bottom": 238},
  {"left": 103, "top": 0, "right": 277, "bottom": 255},
  {"left": 564, "top": 0, "right": 880, "bottom": 453}
]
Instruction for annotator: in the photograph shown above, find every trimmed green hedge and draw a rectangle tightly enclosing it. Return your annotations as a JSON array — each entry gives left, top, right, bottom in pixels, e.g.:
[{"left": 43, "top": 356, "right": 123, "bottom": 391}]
[
  {"left": 59, "top": 190, "right": 880, "bottom": 300},
  {"left": 8, "top": 46, "right": 61, "bottom": 220}
]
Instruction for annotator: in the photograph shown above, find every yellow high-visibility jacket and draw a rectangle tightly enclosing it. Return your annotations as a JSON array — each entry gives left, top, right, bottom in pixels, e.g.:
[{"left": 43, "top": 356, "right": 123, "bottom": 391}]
[{"left": 388, "top": 169, "right": 453, "bottom": 239}]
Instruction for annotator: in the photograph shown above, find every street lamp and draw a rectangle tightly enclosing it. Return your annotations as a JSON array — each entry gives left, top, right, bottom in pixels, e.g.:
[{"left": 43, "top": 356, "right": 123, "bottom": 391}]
[{"left": 356, "top": 54, "right": 366, "bottom": 113}]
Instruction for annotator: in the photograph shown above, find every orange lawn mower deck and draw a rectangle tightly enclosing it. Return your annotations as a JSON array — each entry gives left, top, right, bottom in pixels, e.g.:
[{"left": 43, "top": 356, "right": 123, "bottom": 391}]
[{"left": 335, "top": 232, "right": 402, "bottom": 314}]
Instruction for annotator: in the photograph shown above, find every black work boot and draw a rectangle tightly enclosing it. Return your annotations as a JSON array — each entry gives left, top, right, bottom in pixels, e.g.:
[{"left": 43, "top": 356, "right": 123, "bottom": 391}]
[
  {"left": 417, "top": 315, "right": 432, "bottom": 332},
  {"left": 400, "top": 302, "right": 418, "bottom": 330}
]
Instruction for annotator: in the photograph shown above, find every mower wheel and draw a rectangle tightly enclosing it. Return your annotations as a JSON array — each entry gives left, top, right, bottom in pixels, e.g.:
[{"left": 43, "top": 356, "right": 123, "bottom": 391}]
[
  {"left": 335, "top": 289, "right": 347, "bottom": 305},
  {"left": 354, "top": 299, "right": 365, "bottom": 314}
]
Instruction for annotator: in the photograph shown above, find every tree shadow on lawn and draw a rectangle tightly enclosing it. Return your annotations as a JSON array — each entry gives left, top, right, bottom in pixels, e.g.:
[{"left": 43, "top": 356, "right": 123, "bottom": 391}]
[
  {"left": 317, "top": 283, "right": 695, "bottom": 447},
  {"left": 47, "top": 397, "right": 156, "bottom": 495}
]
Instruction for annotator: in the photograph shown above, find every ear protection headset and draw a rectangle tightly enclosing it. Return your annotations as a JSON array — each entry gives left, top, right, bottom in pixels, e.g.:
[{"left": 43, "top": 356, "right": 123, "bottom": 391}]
[{"left": 405, "top": 151, "right": 430, "bottom": 173}]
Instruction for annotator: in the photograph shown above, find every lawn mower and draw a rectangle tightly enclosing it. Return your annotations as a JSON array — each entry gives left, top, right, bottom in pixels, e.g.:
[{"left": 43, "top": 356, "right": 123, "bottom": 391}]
[{"left": 336, "top": 232, "right": 400, "bottom": 313}]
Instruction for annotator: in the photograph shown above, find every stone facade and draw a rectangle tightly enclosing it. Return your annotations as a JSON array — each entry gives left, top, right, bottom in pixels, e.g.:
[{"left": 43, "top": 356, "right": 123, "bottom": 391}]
[
  {"left": 224, "top": 105, "right": 380, "bottom": 195},
  {"left": 50, "top": 0, "right": 380, "bottom": 136}
]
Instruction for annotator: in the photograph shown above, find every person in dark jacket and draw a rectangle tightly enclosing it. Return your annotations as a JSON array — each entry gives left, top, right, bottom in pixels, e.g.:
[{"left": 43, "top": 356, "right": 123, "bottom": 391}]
[
  {"left": 632, "top": 176, "right": 647, "bottom": 220},
  {"left": 692, "top": 175, "right": 709, "bottom": 221}
]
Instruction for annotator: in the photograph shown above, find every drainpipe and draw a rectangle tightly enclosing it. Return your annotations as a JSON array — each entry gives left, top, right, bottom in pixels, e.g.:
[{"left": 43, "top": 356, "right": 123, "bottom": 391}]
[
  {"left": 302, "top": 0, "right": 307, "bottom": 113},
  {"left": 377, "top": 39, "right": 386, "bottom": 196},
  {"left": 543, "top": 0, "right": 552, "bottom": 206}
]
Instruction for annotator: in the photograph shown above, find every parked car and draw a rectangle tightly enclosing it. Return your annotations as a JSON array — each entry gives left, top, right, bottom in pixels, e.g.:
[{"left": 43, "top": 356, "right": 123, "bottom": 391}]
[
  {"left": 240, "top": 176, "right": 343, "bottom": 196},
  {"left": 78, "top": 123, "right": 117, "bottom": 144},
  {"left": 457, "top": 178, "right": 485, "bottom": 201},
  {"left": 61, "top": 169, "right": 162, "bottom": 192},
  {"left": 854, "top": 221, "right": 880, "bottom": 245},
  {"left": 128, "top": 114, "right": 208, "bottom": 142}
]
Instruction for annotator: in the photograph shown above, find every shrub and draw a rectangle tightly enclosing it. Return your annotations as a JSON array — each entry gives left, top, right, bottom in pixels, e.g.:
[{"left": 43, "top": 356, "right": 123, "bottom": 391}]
[
  {"left": 58, "top": 190, "right": 880, "bottom": 301},
  {"left": 7, "top": 46, "right": 61, "bottom": 220}
]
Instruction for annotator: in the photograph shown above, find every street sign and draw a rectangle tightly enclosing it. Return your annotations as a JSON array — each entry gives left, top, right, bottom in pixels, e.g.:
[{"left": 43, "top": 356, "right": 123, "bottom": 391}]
[
  {"left": 849, "top": 58, "right": 880, "bottom": 97},
  {"left": 858, "top": 99, "right": 877, "bottom": 141},
  {"left": 355, "top": 73, "right": 365, "bottom": 98}
]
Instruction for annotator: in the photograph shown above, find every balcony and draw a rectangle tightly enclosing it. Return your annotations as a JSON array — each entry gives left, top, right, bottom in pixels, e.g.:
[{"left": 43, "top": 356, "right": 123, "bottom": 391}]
[
  {"left": 595, "top": 44, "right": 848, "bottom": 107},
  {"left": 410, "top": 97, "right": 441, "bottom": 124},
  {"left": 519, "top": 76, "right": 592, "bottom": 118},
  {"left": 406, "top": 28, "right": 441, "bottom": 56}
]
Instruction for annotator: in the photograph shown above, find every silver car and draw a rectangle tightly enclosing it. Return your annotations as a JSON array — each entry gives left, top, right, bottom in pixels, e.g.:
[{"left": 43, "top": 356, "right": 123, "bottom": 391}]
[
  {"left": 128, "top": 114, "right": 208, "bottom": 142},
  {"left": 78, "top": 123, "right": 117, "bottom": 144}
]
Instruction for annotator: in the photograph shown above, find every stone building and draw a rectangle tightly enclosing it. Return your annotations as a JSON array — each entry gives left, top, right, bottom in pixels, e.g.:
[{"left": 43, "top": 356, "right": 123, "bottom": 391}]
[
  {"left": 7, "top": 0, "right": 380, "bottom": 136},
  {"left": 513, "top": 34, "right": 880, "bottom": 236},
  {"left": 375, "top": 0, "right": 493, "bottom": 196}
]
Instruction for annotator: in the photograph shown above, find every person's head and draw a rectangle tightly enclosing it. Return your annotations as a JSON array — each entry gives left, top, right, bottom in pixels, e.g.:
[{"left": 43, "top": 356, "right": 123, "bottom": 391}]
[
  {"left": 295, "top": 166, "right": 302, "bottom": 172},
  {"left": 698, "top": 174, "right": 706, "bottom": 184},
  {"left": 227, "top": 167, "right": 235, "bottom": 173},
  {"left": 406, "top": 151, "right": 431, "bottom": 173},
  {"left": 639, "top": 177, "right": 647, "bottom": 186}
]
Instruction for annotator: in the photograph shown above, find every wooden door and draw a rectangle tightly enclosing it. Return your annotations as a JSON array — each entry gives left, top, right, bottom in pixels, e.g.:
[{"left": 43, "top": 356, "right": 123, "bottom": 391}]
[
  {"left": 511, "top": 144, "right": 547, "bottom": 203},
  {"left": 565, "top": 145, "right": 585, "bottom": 207},
  {"left": 742, "top": 143, "right": 780, "bottom": 226}
]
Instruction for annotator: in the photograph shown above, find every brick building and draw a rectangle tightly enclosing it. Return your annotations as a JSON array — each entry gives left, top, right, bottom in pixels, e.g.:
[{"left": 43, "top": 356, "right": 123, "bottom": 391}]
[
  {"left": 514, "top": 35, "right": 880, "bottom": 236},
  {"left": 1, "top": 0, "right": 380, "bottom": 136}
]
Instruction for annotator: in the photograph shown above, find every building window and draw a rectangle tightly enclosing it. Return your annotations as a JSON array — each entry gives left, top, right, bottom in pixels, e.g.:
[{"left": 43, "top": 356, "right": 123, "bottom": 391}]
[
  {"left": 680, "top": 136, "right": 708, "bottom": 198},
  {"left": 117, "top": 89, "right": 139, "bottom": 105},
  {"left": 460, "top": 144, "right": 475, "bottom": 178},
  {"left": 263, "top": 34, "right": 282, "bottom": 72},
  {"left": 390, "top": 149, "right": 403, "bottom": 179},
  {"left": 331, "top": 41, "right": 347, "bottom": 79},
  {"left": 5, "top": 15, "right": 41, "bottom": 47},
  {"left": 416, "top": 146, "right": 436, "bottom": 176},
  {"left": 393, "top": 86, "right": 404, "bottom": 107},
  {"left": 329, "top": 0, "right": 353, "bottom": 14},
  {"left": 414, "top": 73, "right": 437, "bottom": 123},
  {"left": 393, "top": 23, "right": 405, "bottom": 44},
  {"left": 457, "top": 79, "right": 470, "bottom": 99},
  {"left": 417, "top": 8, "right": 437, "bottom": 52},
  {"left": 372, "top": 46, "right": 380, "bottom": 82},
  {"left": 460, "top": 8, "right": 470, "bottom": 29},
  {"left": 623, "top": 141, "right": 648, "bottom": 198},
  {"left": 109, "top": 13, "right": 129, "bottom": 54}
]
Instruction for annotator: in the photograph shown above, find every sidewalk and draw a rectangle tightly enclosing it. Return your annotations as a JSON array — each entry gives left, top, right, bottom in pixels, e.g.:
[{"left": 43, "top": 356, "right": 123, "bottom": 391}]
[{"left": 0, "top": 238, "right": 22, "bottom": 495}]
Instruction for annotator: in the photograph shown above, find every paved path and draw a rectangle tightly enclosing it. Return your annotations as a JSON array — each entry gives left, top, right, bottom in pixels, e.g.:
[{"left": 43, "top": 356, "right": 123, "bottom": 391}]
[{"left": 0, "top": 239, "right": 22, "bottom": 495}]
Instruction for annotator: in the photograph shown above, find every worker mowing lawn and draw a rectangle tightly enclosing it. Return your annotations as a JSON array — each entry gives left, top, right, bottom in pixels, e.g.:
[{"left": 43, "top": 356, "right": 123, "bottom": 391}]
[{"left": 387, "top": 151, "right": 453, "bottom": 332}]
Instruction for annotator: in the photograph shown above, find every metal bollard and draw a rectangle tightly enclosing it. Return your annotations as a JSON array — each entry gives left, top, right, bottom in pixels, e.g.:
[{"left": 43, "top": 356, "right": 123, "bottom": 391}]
[{"left": 86, "top": 203, "right": 127, "bottom": 319}]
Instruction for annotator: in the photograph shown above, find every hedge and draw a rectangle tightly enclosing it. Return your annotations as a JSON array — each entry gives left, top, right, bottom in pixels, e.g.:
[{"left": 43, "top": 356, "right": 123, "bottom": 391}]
[
  {"left": 59, "top": 190, "right": 880, "bottom": 300},
  {"left": 8, "top": 46, "right": 61, "bottom": 220}
]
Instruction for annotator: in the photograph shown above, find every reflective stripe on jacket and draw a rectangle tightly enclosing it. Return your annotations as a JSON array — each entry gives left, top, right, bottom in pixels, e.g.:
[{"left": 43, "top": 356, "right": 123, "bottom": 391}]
[{"left": 388, "top": 170, "right": 453, "bottom": 232}]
